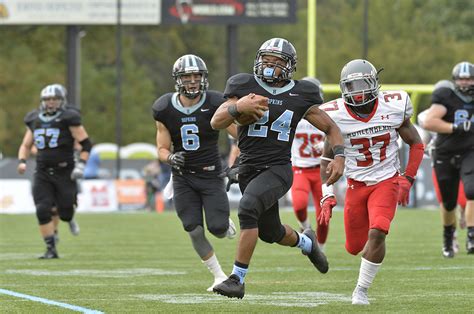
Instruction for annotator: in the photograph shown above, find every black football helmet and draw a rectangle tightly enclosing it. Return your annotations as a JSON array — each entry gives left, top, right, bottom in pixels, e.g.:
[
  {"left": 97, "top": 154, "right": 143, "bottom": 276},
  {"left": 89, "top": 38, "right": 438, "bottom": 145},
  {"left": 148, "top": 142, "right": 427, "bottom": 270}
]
[
  {"left": 340, "top": 59, "right": 380, "bottom": 107},
  {"left": 172, "top": 54, "right": 209, "bottom": 99},
  {"left": 302, "top": 76, "right": 324, "bottom": 100},
  {"left": 254, "top": 38, "right": 297, "bottom": 83},
  {"left": 452, "top": 61, "right": 474, "bottom": 95},
  {"left": 40, "top": 84, "right": 67, "bottom": 115}
]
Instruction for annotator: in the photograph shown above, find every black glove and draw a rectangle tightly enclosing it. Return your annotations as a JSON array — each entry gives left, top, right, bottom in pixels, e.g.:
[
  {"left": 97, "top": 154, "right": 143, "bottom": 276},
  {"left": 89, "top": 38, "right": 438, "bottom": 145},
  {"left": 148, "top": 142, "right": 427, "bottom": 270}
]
[
  {"left": 220, "top": 166, "right": 239, "bottom": 191},
  {"left": 168, "top": 151, "right": 186, "bottom": 169},
  {"left": 453, "top": 121, "right": 473, "bottom": 134}
]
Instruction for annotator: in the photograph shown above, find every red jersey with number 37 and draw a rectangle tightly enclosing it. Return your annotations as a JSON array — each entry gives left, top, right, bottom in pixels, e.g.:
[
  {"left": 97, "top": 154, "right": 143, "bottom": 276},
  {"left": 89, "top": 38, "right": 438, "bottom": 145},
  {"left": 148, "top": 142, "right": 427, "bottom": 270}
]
[{"left": 320, "top": 91, "right": 413, "bottom": 184}]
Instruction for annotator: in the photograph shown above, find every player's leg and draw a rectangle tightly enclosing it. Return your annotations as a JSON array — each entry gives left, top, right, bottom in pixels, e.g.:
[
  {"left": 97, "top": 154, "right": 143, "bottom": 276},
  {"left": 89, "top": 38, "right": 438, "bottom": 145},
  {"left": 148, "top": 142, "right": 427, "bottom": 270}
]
[
  {"left": 290, "top": 167, "right": 311, "bottom": 231},
  {"left": 33, "top": 170, "right": 58, "bottom": 259},
  {"left": 433, "top": 157, "right": 460, "bottom": 258},
  {"left": 55, "top": 170, "right": 80, "bottom": 236},
  {"left": 460, "top": 150, "right": 474, "bottom": 254},
  {"left": 352, "top": 177, "right": 398, "bottom": 305},
  {"left": 51, "top": 207, "right": 60, "bottom": 243},
  {"left": 458, "top": 181, "right": 466, "bottom": 229},
  {"left": 310, "top": 167, "right": 328, "bottom": 250},
  {"left": 173, "top": 174, "right": 226, "bottom": 291},
  {"left": 201, "top": 176, "right": 235, "bottom": 239}
]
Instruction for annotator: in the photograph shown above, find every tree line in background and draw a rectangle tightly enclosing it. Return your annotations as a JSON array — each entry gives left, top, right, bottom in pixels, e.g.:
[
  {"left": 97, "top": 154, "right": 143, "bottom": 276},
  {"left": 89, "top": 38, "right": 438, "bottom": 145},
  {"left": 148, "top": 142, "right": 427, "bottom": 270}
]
[{"left": 1, "top": 0, "right": 472, "bottom": 157}]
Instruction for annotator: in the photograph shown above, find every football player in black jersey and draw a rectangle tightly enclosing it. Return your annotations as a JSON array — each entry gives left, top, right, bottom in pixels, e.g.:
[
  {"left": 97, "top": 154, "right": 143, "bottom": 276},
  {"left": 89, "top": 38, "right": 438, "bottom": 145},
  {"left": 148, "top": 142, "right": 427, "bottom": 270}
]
[
  {"left": 424, "top": 61, "right": 474, "bottom": 257},
  {"left": 210, "top": 38, "right": 345, "bottom": 299},
  {"left": 152, "top": 54, "right": 238, "bottom": 292},
  {"left": 17, "top": 84, "right": 92, "bottom": 259}
]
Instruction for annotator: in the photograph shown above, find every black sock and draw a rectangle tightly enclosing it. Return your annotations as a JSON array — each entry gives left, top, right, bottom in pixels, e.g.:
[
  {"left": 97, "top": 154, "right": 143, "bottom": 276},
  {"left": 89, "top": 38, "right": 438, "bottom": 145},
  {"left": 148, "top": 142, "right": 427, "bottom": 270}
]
[{"left": 44, "top": 235, "right": 56, "bottom": 250}]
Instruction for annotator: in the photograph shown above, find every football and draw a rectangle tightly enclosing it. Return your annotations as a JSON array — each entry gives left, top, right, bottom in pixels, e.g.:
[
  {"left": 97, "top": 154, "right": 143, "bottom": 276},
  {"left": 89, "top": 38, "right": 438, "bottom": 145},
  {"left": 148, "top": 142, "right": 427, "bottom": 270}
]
[{"left": 234, "top": 93, "right": 269, "bottom": 126}]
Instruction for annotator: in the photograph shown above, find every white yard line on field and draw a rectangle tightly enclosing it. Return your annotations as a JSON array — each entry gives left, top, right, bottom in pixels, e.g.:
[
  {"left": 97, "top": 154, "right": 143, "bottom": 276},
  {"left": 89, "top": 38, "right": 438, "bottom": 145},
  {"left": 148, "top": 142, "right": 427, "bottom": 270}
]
[{"left": 0, "top": 288, "right": 104, "bottom": 313}]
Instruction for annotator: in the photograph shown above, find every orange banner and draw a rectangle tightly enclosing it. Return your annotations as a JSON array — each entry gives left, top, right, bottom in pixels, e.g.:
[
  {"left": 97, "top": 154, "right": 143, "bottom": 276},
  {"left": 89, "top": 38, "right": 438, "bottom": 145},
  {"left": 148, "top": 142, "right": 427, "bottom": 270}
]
[{"left": 115, "top": 179, "right": 146, "bottom": 205}]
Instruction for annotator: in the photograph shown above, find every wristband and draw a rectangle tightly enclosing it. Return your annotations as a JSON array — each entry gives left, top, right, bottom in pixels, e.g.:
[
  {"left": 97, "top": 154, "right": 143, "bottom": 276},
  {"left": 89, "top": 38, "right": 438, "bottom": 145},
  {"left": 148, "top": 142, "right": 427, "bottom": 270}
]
[
  {"left": 332, "top": 145, "right": 345, "bottom": 157},
  {"left": 227, "top": 104, "right": 242, "bottom": 119},
  {"left": 403, "top": 175, "right": 415, "bottom": 185},
  {"left": 322, "top": 183, "right": 335, "bottom": 196},
  {"left": 19, "top": 159, "right": 27, "bottom": 164}
]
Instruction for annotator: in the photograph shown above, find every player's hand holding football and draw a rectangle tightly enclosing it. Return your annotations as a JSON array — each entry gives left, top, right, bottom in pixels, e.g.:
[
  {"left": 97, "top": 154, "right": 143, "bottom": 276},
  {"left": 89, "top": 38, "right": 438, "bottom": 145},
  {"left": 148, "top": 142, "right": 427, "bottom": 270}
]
[
  {"left": 235, "top": 93, "right": 269, "bottom": 121},
  {"left": 397, "top": 175, "right": 413, "bottom": 206},
  {"left": 168, "top": 151, "right": 186, "bottom": 169},
  {"left": 318, "top": 184, "right": 337, "bottom": 226}
]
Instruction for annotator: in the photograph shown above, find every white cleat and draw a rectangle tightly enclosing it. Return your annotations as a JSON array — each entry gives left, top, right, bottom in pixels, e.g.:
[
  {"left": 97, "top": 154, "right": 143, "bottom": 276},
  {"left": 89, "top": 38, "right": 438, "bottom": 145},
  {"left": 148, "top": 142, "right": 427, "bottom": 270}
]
[
  {"left": 226, "top": 218, "right": 237, "bottom": 239},
  {"left": 68, "top": 219, "right": 80, "bottom": 236},
  {"left": 207, "top": 276, "right": 227, "bottom": 292},
  {"left": 352, "top": 286, "right": 370, "bottom": 305}
]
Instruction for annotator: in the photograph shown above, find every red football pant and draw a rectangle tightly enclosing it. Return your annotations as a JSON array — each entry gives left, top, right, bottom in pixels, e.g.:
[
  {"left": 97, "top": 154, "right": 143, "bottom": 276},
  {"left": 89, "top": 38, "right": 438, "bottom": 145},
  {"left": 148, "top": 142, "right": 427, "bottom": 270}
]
[
  {"left": 432, "top": 169, "right": 466, "bottom": 209},
  {"left": 291, "top": 166, "right": 328, "bottom": 244},
  {"left": 344, "top": 176, "right": 399, "bottom": 255}
]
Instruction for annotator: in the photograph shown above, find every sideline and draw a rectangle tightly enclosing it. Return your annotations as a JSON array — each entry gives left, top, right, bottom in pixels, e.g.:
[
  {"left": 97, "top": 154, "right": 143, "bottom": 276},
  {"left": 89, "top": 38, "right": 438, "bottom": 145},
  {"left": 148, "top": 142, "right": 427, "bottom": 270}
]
[{"left": 0, "top": 288, "right": 104, "bottom": 313}]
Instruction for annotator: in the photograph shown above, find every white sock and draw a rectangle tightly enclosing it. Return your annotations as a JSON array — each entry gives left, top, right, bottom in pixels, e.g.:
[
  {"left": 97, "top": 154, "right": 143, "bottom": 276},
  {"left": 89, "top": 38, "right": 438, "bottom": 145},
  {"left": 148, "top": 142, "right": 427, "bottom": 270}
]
[
  {"left": 318, "top": 242, "right": 326, "bottom": 252},
  {"left": 202, "top": 253, "right": 226, "bottom": 279},
  {"left": 299, "top": 218, "right": 311, "bottom": 230},
  {"left": 356, "top": 257, "right": 381, "bottom": 289}
]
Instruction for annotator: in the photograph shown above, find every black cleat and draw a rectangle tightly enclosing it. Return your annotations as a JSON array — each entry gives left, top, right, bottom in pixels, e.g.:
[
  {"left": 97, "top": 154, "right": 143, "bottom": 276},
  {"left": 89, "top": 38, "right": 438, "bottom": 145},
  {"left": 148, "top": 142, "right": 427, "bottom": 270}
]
[
  {"left": 213, "top": 274, "right": 245, "bottom": 299},
  {"left": 467, "top": 231, "right": 474, "bottom": 254},
  {"left": 302, "top": 229, "right": 329, "bottom": 273},
  {"left": 443, "top": 226, "right": 455, "bottom": 258},
  {"left": 39, "top": 248, "right": 59, "bottom": 259}
]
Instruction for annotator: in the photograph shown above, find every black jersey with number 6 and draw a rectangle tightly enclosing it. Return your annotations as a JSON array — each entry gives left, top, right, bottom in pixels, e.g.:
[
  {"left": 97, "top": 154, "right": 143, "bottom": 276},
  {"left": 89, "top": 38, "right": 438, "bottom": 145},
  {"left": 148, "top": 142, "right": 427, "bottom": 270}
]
[
  {"left": 24, "top": 108, "right": 81, "bottom": 167},
  {"left": 152, "top": 90, "right": 225, "bottom": 175},
  {"left": 432, "top": 86, "right": 474, "bottom": 155},
  {"left": 224, "top": 73, "right": 323, "bottom": 167}
]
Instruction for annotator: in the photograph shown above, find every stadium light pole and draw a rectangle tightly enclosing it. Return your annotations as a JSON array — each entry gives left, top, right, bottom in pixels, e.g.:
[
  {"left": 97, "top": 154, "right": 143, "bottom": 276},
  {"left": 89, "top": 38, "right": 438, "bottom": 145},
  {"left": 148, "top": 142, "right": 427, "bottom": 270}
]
[
  {"left": 362, "top": 0, "right": 369, "bottom": 59},
  {"left": 307, "top": 0, "right": 317, "bottom": 77},
  {"left": 115, "top": 0, "right": 123, "bottom": 181}
]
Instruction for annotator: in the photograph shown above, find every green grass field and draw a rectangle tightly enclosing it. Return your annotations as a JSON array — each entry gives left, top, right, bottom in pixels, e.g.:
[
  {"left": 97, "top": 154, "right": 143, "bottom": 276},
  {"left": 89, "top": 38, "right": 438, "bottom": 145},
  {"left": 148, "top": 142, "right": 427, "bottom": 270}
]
[{"left": 1, "top": 209, "right": 472, "bottom": 313}]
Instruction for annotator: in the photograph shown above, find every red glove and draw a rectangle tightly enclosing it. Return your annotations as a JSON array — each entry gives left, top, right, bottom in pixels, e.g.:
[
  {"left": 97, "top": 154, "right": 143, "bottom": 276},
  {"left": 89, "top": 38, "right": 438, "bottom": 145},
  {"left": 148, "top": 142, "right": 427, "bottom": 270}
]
[
  {"left": 397, "top": 175, "right": 413, "bottom": 206},
  {"left": 319, "top": 195, "right": 337, "bottom": 226}
]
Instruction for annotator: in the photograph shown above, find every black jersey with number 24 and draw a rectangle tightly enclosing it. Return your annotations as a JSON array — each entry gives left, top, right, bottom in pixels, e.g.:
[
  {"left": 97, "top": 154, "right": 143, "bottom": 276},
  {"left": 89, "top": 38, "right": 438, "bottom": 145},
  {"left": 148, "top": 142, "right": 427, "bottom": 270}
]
[{"left": 224, "top": 73, "right": 323, "bottom": 167}]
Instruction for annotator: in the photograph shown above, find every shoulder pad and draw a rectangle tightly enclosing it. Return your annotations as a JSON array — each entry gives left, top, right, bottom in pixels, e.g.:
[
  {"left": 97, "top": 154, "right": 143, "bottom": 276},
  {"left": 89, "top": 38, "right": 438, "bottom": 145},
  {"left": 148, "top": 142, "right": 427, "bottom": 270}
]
[
  {"left": 152, "top": 93, "right": 173, "bottom": 113},
  {"left": 434, "top": 80, "right": 455, "bottom": 91},
  {"left": 62, "top": 108, "right": 82, "bottom": 125},
  {"left": 224, "top": 73, "right": 256, "bottom": 98},
  {"left": 24, "top": 110, "right": 39, "bottom": 124},
  {"left": 205, "top": 90, "right": 226, "bottom": 108}
]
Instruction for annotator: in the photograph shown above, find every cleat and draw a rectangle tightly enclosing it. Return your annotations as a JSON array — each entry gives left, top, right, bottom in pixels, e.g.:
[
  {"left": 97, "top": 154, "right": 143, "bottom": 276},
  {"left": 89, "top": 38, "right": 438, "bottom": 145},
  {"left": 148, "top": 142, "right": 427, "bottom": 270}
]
[
  {"left": 39, "top": 248, "right": 59, "bottom": 259},
  {"left": 352, "top": 286, "right": 370, "bottom": 305},
  {"left": 207, "top": 275, "right": 227, "bottom": 292},
  {"left": 467, "top": 231, "right": 474, "bottom": 254},
  {"left": 68, "top": 219, "right": 80, "bottom": 236},
  {"left": 443, "top": 226, "right": 455, "bottom": 258},
  {"left": 302, "top": 229, "right": 329, "bottom": 273},
  {"left": 226, "top": 218, "right": 237, "bottom": 239},
  {"left": 213, "top": 274, "right": 245, "bottom": 299}
]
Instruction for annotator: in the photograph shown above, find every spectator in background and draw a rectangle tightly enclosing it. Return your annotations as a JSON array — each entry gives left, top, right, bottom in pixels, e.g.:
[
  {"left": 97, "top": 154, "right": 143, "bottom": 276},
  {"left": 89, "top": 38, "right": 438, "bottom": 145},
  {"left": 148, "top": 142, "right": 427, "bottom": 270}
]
[
  {"left": 422, "top": 61, "right": 474, "bottom": 257},
  {"left": 84, "top": 146, "right": 100, "bottom": 179},
  {"left": 17, "top": 84, "right": 91, "bottom": 259},
  {"left": 143, "top": 159, "right": 161, "bottom": 211},
  {"left": 290, "top": 77, "right": 330, "bottom": 251}
]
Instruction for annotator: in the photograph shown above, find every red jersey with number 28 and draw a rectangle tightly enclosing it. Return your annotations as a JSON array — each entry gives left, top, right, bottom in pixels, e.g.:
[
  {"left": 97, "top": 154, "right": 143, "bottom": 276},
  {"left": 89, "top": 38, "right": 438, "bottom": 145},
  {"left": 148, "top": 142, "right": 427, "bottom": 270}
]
[
  {"left": 291, "top": 119, "right": 325, "bottom": 168},
  {"left": 320, "top": 91, "right": 413, "bottom": 184}
]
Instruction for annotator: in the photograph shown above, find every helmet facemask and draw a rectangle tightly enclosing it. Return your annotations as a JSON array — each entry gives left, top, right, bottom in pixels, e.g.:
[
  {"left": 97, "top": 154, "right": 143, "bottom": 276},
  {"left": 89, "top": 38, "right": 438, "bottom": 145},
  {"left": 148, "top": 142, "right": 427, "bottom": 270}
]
[
  {"left": 254, "top": 38, "right": 297, "bottom": 84},
  {"left": 174, "top": 72, "right": 208, "bottom": 99},
  {"left": 340, "top": 74, "right": 379, "bottom": 107}
]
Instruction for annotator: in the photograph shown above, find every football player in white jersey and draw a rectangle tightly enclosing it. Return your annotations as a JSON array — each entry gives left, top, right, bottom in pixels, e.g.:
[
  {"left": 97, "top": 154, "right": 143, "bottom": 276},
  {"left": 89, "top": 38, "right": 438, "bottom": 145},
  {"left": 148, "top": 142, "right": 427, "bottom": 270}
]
[
  {"left": 290, "top": 77, "right": 329, "bottom": 250},
  {"left": 318, "top": 59, "right": 424, "bottom": 305}
]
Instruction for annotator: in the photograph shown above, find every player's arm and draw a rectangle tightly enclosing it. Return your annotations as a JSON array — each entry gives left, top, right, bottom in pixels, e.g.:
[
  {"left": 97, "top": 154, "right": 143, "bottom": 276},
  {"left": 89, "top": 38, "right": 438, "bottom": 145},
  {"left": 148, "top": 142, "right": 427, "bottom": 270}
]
[
  {"left": 317, "top": 138, "right": 338, "bottom": 226},
  {"left": 70, "top": 125, "right": 91, "bottom": 162},
  {"left": 155, "top": 121, "right": 185, "bottom": 169},
  {"left": 17, "top": 128, "right": 34, "bottom": 174},
  {"left": 397, "top": 118, "right": 425, "bottom": 206},
  {"left": 422, "top": 104, "right": 454, "bottom": 133},
  {"left": 305, "top": 106, "right": 345, "bottom": 185},
  {"left": 211, "top": 94, "right": 268, "bottom": 130},
  {"left": 211, "top": 97, "right": 238, "bottom": 130},
  {"left": 226, "top": 123, "right": 238, "bottom": 139}
]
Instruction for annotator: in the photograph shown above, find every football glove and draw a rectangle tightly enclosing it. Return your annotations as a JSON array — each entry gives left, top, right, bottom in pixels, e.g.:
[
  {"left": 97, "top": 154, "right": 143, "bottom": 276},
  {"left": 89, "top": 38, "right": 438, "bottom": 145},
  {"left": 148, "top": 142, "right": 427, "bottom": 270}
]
[
  {"left": 318, "top": 184, "right": 337, "bottom": 226},
  {"left": 220, "top": 166, "right": 239, "bottom": 191},
  {"left": 168, "top": 151, "right": 186, "bottom": 169},
  {"left": 453, "top": 120, "right": 473, "bottom": 134},
  {"left": 397, "top": 175, "right": 413, "bottom": 206},
  {"left": 71, "top": 160, "right": 86, "bottom": 180}
]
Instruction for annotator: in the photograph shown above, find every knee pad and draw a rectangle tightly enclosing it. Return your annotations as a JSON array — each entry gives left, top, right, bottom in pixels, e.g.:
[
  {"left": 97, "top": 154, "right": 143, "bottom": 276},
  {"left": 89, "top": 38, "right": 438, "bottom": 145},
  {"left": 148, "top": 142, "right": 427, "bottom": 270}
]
[
  {"left": 36, "top": 203, "right": 53, "bottom": 225},
  {"left": 208, "top": 224, "right": 228, "bottom": 239},
  {"left": 238, "top": 192, "right": 263, "bottom": 229},
  {"left": 188, "top": 225, "right": 213, "bottom": 259},
  {"left": 345, "top": 241, "right": 364, "bottom": 256},
  {"left": 58, "top": 207, "right": 74, "bottom": 222},
  {"left": 463, "top": 181, "right": 474, "bottom": 200},
  {"left": 371, "top": 216, "right": 391, "bottom": 234},
  {"left": 258, "top": 224, "right": 286, "bottom": 244},
  {"left": 442, "top": 200, "right": 458, "bottom": 212}
]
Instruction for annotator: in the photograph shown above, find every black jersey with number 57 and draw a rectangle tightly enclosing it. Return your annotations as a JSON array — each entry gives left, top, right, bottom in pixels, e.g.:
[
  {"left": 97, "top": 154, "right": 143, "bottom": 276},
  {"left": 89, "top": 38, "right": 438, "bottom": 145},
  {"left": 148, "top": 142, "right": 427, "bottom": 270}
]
[
  {"left": 24, "top": 108, "right": 81, "bottom": 167},
  {"left": 152, "top": 90, "right": 225, "bottom": 175},
  {"left": 224, "top": 73, "right": 323, "bottom": 167}
]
